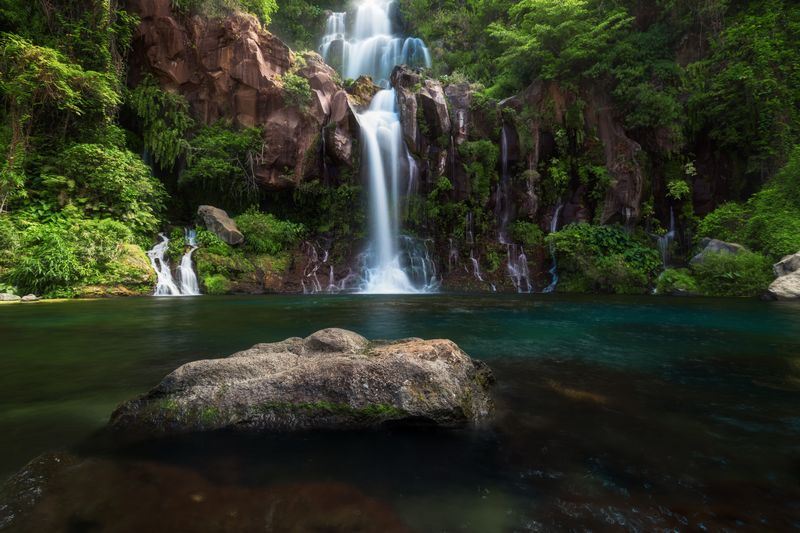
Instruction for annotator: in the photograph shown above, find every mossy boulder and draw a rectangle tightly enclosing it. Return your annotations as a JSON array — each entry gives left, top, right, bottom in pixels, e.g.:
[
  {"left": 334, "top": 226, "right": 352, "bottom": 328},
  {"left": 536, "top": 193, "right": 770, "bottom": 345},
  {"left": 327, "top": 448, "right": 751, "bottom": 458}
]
[{"left": 110, "top": 328, "right": 495, "bottom": 434}]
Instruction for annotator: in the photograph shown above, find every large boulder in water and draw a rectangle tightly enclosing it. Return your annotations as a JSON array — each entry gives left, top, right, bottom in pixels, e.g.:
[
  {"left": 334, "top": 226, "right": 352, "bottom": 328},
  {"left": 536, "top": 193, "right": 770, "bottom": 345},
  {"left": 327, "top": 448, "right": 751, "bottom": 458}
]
[
  {"left": 197, "top": 205, "right": 244, "bottom": 245},
  {"left": 110, "top": 328, "right": 494, "bottom": 434}
]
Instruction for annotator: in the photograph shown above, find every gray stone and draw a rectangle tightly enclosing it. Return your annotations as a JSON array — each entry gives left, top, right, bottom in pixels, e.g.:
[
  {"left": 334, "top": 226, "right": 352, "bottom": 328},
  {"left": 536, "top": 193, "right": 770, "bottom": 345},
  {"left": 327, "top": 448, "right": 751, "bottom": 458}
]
[
  {"left": 773, "top": 252, "right": 800, "bottom": 277},
  {"left": 0, "top": 293, "right": 20, "bottom": 302},
  {"left": 690, "top": 238, "right": 747, "bottom": 265},
  {"left": 197, "top": 205, "right": 244, "bottom": 245},
  {"left": 20, "top": 294, "right": 39, "bottom": 302},
  {"left": 768, "top": 273, "right": 800, "bottom": 300},
  {"left": 110, "top": 328, "right": 494, "bottom": 434}
]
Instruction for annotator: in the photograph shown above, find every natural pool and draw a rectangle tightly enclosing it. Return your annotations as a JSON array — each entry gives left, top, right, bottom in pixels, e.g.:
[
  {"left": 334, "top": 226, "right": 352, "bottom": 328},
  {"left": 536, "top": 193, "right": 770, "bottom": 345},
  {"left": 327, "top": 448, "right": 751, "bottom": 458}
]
[{"left": 1, "top": 295, "right": 799, "bottom": 530}]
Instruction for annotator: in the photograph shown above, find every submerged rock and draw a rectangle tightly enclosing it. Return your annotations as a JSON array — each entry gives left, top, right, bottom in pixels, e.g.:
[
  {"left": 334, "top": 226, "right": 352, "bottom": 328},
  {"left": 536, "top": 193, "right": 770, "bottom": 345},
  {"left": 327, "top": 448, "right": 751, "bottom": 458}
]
[
  {"left": 197, "top": 205, "right": 244, "bottom": 245},
  {"left": 110, "top": 328, "right": 494, "bottom": 434},
  {"left": 0, "top": 453, "right": 410, "bottom": 532},
  {"left": 768, "top": 251, "right": 800, "bottom": 300}
]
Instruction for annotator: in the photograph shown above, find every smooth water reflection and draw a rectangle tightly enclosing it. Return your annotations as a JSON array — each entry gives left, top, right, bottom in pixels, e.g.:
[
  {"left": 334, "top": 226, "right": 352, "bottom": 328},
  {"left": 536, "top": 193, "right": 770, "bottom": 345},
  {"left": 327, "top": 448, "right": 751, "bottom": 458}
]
[{"left": 1, "top": 295, "right": 800, "bottom": 530}]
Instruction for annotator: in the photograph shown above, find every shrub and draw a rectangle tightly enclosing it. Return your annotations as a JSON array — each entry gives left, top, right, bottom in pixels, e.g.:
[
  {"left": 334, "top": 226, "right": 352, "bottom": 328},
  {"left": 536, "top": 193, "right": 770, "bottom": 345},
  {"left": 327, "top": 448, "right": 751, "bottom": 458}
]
[
  {"left": 510, "top": 221, "right": 544, "bottom": 247},
  {"left": 280, "top": 72, "right": 312, "bottom": 108},
  {"left": 58, "top": 144, "right": 166, "bottom": 236},
  {"left": 691, "top": 251, "right": 773, "bottom": 297},
  {"left": 202, "top": 274, "right": 230, "bottom": 295},
  {"left": 195, "top": 228, "right": 232, "bottom": 256},
  {"left": 4, "top": 223, "right": 86, "bottom": 295},
  {"left": 546, "top": 223, "right": 661, "bottom": 293},
  {"left": 234, "top": 207, "right": 304, "bottom": 255},
  {"left": 697, "top": 146, "right": 800, "bottom": 259},
  {"left": 656, "top": 268, "right": 698, "bottom": 295}
]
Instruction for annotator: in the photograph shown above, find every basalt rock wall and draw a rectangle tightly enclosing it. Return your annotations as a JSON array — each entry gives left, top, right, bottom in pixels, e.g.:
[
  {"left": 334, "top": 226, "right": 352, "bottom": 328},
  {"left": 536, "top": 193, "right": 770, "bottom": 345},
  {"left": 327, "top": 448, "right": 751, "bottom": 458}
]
[{"left": 128, "top": 0, "right": 358, "bottom": 189}]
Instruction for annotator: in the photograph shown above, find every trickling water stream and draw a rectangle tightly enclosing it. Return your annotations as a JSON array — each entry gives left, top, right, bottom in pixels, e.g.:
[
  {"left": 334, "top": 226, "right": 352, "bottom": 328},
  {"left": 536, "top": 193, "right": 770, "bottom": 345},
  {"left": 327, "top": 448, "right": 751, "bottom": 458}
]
[{"left": 543, "top": 204, "right": 563, "bottom": 294}]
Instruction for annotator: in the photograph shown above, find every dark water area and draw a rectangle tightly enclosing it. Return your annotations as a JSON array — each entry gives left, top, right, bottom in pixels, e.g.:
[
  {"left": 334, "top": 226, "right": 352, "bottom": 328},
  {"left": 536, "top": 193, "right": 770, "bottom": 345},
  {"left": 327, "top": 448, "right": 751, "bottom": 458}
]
[{"left": 1, "top": 295, "right": 800, "bottom": 531}]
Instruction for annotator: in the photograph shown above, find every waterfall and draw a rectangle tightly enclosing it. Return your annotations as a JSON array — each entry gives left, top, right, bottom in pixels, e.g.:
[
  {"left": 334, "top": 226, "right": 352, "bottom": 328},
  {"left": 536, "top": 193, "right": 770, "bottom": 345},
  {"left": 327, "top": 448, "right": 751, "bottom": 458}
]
[
  {"left": 657, "top": 207, "right": 676, "bottom": 268},
  {"left": 496, "top": 125, "right": 513, "bottom": 244},
  {"left": 543, "top": 204, "right": 564, "bottom": 294},
  {"left": 321, "top": 2, "right": 432, "bottom": 87},
  {"left": 321, "top": 1, "right": 435, "bottom": 293},
  {"left": 507, "top": 244, "right": 532, "bottom": 293},
  {"left": 147, "top": 232, "right": 200, "bottom": 296}
]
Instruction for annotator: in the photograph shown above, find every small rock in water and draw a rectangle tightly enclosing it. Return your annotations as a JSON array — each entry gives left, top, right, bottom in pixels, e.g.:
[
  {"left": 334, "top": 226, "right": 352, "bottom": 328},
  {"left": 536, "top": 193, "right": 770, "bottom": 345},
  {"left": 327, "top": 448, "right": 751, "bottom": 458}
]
[
  {"left": 20, "top": 294, "right": 39, "bottom": 302},
  {"left": 0, "top": 293, "right": 20, "bottom": 302},
  {"left": 110, "top": 328, "right": 495, "bottom": 435}
]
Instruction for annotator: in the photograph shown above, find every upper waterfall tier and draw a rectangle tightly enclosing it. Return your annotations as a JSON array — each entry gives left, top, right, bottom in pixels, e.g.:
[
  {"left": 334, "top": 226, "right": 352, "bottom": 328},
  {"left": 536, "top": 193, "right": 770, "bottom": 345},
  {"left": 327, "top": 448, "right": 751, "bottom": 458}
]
[{"left": 320, "top": 0, "right": 431, "bottom": 86}]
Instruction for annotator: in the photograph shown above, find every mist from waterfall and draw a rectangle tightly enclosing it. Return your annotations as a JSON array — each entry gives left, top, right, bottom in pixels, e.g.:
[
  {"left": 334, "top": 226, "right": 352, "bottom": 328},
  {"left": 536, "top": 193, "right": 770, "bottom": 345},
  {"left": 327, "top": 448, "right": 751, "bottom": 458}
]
[{"left": 321, "top": 0, "right": 435, "bottom": 293}]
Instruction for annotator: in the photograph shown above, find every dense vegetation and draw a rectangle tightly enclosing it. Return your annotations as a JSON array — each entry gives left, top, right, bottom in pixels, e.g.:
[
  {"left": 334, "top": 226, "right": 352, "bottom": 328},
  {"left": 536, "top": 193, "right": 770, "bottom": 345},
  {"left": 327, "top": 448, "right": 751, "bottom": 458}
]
[{"left": 0, "top": 0, "right": 798, "bottom": 297}]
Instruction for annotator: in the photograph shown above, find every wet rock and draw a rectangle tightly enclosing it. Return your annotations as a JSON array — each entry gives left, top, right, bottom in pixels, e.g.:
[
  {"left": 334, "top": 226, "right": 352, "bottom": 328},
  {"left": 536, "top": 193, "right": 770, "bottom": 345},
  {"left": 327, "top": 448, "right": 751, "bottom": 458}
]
[
  {"left": 690, "top": 238, "right": 747, "bottom": 265},
  {"left": 391, "top": 66, "right": 451, "bottom": 155},
  {"left": 110, "top": 328, "right": 495, "bottom": 434},
  {"left": 768, "top": 251, "right": 800, "bottom": 300},
  {"left": 0, "top": 453, "right": 410, "bottom": 532},
  {"left": 0, "top": 293, "right": 20, "bottom": 302},
  {"left": 197, "top": 205, "right": 244, "bottom": 245}
]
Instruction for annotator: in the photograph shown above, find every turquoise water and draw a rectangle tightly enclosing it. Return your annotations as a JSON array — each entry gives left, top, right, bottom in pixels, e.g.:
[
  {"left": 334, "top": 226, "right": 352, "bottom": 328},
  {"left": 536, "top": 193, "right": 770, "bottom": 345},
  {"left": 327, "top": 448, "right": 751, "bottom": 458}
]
[{"left": 1, "top": 295, "right": 799, "bottom": 530}]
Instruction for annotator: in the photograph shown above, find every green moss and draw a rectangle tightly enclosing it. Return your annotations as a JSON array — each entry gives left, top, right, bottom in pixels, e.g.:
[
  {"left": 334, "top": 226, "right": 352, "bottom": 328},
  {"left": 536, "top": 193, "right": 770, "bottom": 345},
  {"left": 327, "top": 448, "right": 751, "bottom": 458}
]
[{"left": 254, "top": 401, "right": 406, "bottom": 418}]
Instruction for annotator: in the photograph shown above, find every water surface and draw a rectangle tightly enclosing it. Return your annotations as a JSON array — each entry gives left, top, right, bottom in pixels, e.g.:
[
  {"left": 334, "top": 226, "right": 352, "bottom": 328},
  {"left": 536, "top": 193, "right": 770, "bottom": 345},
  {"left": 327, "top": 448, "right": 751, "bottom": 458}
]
[{"left": 1, "top": 295, "right": 799, "bottom": 530}]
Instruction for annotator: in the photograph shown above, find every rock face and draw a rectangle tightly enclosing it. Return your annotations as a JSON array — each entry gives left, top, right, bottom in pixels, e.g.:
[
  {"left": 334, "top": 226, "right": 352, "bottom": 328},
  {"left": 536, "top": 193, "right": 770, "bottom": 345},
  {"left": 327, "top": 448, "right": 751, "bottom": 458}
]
[
  {"left": 197, "top": 205, "right": 244, "bottom": 245},
  {"left": 128, "top": 0, "right": 353, "bottom": 188},
  {"left": 768, "top": 251, "right": 800, "bottom": 300},
  {"left": 110, "top": 328, "right": 494, "bottom": 434},
  {"left": 690, "top": 238, "right": 747, "bottom": 265}
]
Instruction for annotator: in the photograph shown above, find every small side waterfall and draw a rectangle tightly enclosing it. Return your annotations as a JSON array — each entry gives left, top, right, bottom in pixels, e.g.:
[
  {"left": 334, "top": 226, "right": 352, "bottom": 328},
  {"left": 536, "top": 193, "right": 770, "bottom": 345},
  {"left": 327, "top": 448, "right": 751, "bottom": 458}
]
[
  {"left": 496, "top": 125, "right": 513, "bottom": 244},
  {"left": 543, "top": 204, "right": 564, "bottom": 294},
  {"left": 657, "top": 207, "right": 676, "bottom": 268},
  {"left": 507, "top": 244, "right": 532, "bottom": 293},
  {"left": 147, "top": 231, "right": 201, "bottom": 296}
]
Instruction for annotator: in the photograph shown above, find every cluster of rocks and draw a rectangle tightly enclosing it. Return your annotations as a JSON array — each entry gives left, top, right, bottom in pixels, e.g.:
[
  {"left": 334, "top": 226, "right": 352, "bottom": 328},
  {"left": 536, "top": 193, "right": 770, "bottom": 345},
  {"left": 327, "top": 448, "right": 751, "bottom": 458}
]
[{"left": 0, "top": 293, "right": 39, "bottom": 303}]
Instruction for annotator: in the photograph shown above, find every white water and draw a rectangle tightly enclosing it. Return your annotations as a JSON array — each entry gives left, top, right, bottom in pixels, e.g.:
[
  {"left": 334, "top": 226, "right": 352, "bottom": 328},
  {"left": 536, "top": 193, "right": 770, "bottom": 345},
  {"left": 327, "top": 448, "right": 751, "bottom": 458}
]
[
  {"left": 496, "top": 125, "right": 513, "bottom": 244},
  {"left": 321, "top": 1, "right": 431, "bottom": 87},
  {"left": 321, "top": 1, "right": 435, "bottom": 293},
  {"left": 507, "top": 244, "right": 532, "bottom": 293},
  {"left": 543, "top": 204, "right": 564, "bottom": 294},
  {"left": 147, "top": 232, "right": 200, "bottom": 296},
  {"left": 657, "top": 207, "right": 676, "bottom": 268}
]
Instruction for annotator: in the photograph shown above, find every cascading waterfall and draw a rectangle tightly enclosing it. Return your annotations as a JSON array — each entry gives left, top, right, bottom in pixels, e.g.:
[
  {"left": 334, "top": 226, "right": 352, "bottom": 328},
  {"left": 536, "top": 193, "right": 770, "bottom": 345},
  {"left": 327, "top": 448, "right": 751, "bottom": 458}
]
[
  {"left": 543, "top": 204, "right": 564, "bottom": 294},
  {"left": 320, "top": 1, "right": 431, "bottom": 87},
  {"left": 321, "top": 1, "right": 435, "bottom": 293},
  {"left": 146, "top": 231, "right": 200, "bottom": 296}
]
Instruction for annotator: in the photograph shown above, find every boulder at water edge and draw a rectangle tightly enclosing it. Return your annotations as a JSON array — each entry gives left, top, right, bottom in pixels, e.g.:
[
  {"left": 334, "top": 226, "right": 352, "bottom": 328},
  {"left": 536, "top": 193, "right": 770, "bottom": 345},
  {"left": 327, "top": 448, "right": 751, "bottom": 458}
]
[
  {"left": 197, "top": 205, "right": 244, "bottom": 245},
  {"left": 768, "top": 251, "right": 800, "bottom": 300},
  {"left": 0, "top": 293, "right": 20, "bottom": 302},
  {"left": 110, "top": 328, "right": 494, "bottom": 434}
]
